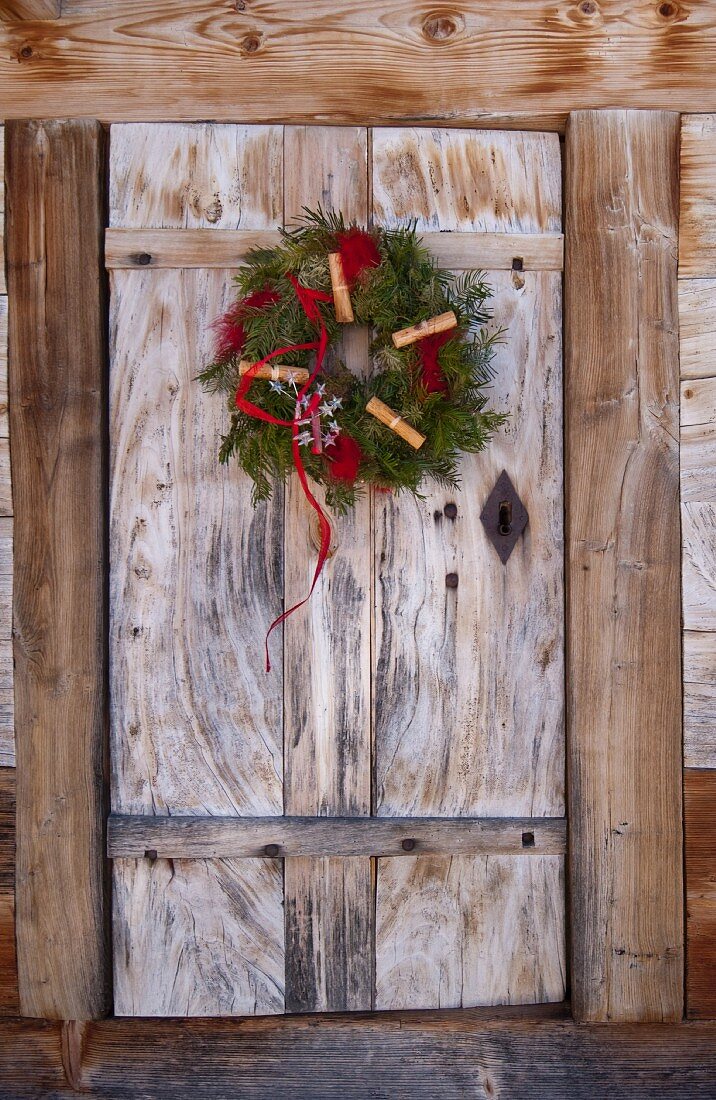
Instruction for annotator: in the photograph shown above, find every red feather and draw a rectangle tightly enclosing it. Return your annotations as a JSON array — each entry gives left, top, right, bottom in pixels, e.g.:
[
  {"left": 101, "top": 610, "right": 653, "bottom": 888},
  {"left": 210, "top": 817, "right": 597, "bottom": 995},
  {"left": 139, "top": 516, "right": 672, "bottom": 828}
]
[
  {"left": 335, "top": 228, "right": 381, "bottom": 289},
  {"left": 325, "top": 432, "right": 363, "bottom": 483},
  {"left": 418, "top": 330, "right": 454, "bottom": 394},
  {"left": 212, "top": 287, "right": 280, "bottom": 362}
]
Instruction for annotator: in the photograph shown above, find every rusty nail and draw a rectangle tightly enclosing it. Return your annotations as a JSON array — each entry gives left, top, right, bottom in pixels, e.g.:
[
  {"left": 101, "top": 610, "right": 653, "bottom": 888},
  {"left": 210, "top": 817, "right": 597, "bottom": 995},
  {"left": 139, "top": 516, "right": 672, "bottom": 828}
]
[
  {"left": 264, "top": 843, "right": 280, "bottom": 857},
  {"left": 512, "top": 257, "right": 524, "bottom": 271},
  {"left": 445, "top": 572, "right": 459, "bottom": 589},
  {"left": 401, "top": 838, "right": 416, "bottom": 852},
  {"left": 135, "top": 253, "right": 152, "bottom": 266},
  {"left": 144, "top": 849, "right": 158, "bottom": 861},
  {"left": 521, "top": 832, "right": 535, "bottom": 848},
  {"left": 444, "top": 502, "right": 458, "bottom": 520}
]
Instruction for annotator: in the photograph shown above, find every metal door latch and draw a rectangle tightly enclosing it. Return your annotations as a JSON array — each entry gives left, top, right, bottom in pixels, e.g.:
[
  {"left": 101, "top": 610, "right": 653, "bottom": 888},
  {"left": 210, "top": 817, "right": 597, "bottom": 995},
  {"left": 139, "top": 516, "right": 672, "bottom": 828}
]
[{"left": 480, "top": 470, "right": 528, "bottom": 564}]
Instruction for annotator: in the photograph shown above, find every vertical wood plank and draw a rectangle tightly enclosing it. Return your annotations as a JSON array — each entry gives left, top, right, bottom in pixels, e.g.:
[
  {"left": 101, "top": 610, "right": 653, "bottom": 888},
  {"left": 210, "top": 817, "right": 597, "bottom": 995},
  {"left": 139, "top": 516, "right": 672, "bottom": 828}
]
[
  {"left": 685, "top": 768, "right": 716, "bottom": 1018},
  {"left": 7, "top": 119, "right": 110, "bottom": 1019},
  {"left": 565, "top": 110, "right": 683, "bottom": 1022},
  {"left": 109, "top": 124, "right": 286, "bottom": 1015},
  {"left": 282, "top": 126, "right": 373, "bottom": 1013},
  {"left": 0, "top": 768, "right": 17, "bottom": 1015},
  {"left": 372, "top": 128, "right": 565, "bottom": 1009},
  {"left": 0, "top": 125, "right": 12, "bottom": 767}
]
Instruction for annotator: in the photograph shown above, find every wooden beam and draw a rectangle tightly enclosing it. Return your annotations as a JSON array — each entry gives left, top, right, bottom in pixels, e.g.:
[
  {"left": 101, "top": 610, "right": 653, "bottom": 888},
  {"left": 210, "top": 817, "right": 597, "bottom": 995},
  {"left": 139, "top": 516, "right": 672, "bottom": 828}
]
[
  {"left": 3, "top": 1011, "right": 716, "bottom": 1097},
  {"left": 565, "top": 110, "right": 683, "bottom": 1022},
  {"left": 108, "top": 815, "right": 567, "bottom": 859},
  {"left": 685, "top": 768, "right": 716, "bottom": 1019},
  {"left": 104, "top": 228, "right": 564, "bottom": 271},
  {"left": 0, "top": 768, "right": 17, "bottom": 1016},
  {"left": 7, "top": 120, "right": 110, "bottom": 1020},
  {"left": 5, "top": 4, "right": 716, "bottom": 126}
]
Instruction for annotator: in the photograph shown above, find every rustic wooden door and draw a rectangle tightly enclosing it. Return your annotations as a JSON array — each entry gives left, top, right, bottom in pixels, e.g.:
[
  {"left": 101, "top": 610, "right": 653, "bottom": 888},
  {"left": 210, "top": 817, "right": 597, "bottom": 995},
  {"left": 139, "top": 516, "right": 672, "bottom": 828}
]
[{"left": 108, "top": 123, "right": 565, "bottom": 1015}]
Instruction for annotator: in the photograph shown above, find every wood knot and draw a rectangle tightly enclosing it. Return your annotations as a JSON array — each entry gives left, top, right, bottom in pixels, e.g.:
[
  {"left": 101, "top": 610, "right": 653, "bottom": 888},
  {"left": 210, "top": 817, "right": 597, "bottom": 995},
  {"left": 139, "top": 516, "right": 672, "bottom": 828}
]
[
  {"left": 240, "top": 33, "right": 263, "bottom": 55},
  {"left": 578, "top": 0, "right": 598, "bottom": 13},
  {"left": 422, "top": 11, "right": 464, "bottom": 43},
  {"left": 658, "top": 1, "right": 678, "bottom": 17},
  {"left": 19, "top": 44, "right": 34, "bottom": 60},
  {"left": 309, "top": 512, "right": 338, "bottom": 558}
]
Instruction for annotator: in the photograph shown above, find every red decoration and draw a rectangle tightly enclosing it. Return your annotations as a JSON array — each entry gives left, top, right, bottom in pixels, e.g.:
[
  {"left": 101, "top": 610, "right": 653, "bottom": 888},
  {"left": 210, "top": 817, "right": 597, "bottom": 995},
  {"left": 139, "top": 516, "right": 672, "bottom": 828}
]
[
  {"left": 325, "top": 432, "right": 363, "bottom": 483},
  {"left": 335, "top": 228, "right": 381, "bottom": 289},
  {"left": 213, "top": 287, "right": 280, "bottom": 362},
  {"left": 418, "top": 329, "right": 454, "bottom": 394}
]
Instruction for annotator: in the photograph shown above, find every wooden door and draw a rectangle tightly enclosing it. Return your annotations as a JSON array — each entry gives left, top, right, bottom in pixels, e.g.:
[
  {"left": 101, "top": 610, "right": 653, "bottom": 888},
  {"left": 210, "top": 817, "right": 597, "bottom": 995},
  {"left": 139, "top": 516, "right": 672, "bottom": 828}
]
[{"left": 108, "top": 123, "right": 565, "bottom": 1015}]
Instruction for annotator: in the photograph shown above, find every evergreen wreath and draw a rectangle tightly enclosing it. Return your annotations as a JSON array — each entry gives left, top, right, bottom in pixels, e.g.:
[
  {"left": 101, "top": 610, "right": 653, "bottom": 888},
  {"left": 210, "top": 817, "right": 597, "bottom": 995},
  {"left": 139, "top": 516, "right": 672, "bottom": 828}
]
[{"left": 199, "top": 209, "right": 506, "bottom": 515}]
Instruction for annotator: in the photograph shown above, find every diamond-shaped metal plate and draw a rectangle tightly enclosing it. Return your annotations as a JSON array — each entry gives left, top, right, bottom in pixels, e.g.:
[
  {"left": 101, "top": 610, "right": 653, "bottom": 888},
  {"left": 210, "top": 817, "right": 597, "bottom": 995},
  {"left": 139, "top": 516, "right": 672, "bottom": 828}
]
[{"left": 480, "top": 470, "right": 528, "bottom": 564}]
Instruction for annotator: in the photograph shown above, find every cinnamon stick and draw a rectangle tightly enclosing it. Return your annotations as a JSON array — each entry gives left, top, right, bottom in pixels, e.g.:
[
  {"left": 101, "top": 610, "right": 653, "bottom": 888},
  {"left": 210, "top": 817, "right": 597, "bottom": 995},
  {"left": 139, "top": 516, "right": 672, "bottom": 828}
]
[
  {"left": 239, "top": 360, "right": 310, "bottom": 384},
  {"left": 391, "top": 310, "right": 457, "bottom": 349},
  {"left": 366, "top": 396, "right": 426, "bottom": 450},
  {"left": 328, "top": 252, "right": 355, "bottom": 323}
]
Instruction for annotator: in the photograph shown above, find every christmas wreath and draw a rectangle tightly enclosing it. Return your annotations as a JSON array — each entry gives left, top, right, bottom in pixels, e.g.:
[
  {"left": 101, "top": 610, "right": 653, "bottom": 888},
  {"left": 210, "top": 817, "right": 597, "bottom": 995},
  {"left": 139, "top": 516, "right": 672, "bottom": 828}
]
[{"left": 199, "top": 209, "right": 505, "bottom": 666}]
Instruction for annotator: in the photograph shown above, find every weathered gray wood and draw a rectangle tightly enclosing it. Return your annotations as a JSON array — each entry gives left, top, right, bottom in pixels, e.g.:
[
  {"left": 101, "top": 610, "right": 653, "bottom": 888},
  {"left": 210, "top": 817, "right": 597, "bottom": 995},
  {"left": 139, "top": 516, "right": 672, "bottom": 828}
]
[
  {"left": 104, "top": 228, "right": 563, "bottom": 270},
  {"left": 109, "top": 124, "right": 286, "bottom": 1015},
  {"left": 684, "top": 632, "right": 716, "bottom": 769},
  {"left": 566, "top": 110, "right": 683, "bottom": 1022},
  {"left": 8, "top": 119, "right": 110, "bottom": 1019},
  {"left": 283, "top": 125, "right": 373, "bottom": 1014},
  {"left": 108, "top": 814, "right": 567, "bottom": 858},
  {"left": 371, "top": 127, "right": 565, "bottom": 1010}
]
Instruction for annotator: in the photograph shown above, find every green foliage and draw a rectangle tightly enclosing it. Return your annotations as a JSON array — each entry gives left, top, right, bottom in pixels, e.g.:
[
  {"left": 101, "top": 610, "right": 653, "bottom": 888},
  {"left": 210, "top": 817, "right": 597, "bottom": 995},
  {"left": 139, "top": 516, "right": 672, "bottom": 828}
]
[{"left": 198, "top": 209, "right": 507, "bottom": 512}]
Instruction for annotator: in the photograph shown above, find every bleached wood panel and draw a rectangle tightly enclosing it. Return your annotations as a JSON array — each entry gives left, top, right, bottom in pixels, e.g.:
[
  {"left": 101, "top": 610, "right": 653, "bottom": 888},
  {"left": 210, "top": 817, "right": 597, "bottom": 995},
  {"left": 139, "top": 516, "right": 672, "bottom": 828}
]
[
  {"left": 683, "top": 502, "right": 716, "bottom": 632},
  {"left": 679, "top": 280, "right": 716, "bottom": 379},
  {"left": 282, "top": 125, "right": 373, "bottom": 1013},
  {"left": 680, "top": 116, "right": 716, "bottom": 278},
  {"left": 109, "top": 123, "right": 282, "bottom": 230},
  {"left": 375, "top": 856, "right": 565, "bottom": 1011},
  {"left": 684, "top": 631, "right": 716, "bottom": 769},
  {"left": 113, "top": 857, "right": 284, "bottom": 1016},
  {"left": 373, "top": 127, "right": 564, "bottom": 1011},
  {"left": 110, "top": 124, "right": 285, "bottom": 1016}
]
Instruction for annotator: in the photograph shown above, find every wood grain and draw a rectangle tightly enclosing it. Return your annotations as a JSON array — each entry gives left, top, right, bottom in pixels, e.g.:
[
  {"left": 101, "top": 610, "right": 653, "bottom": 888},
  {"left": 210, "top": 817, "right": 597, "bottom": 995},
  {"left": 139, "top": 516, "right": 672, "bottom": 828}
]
[
  {"left": 682, "top": 502, "right": 716, "bottom": 632},
  {"left": 685, "top": 769, "right": 716, "bottom": 1018},
  {"left": 104, "top": 228, "right": 564, "bottom": 271},
  {"left": 375, "top": 856, "right": 565, "bottom": 1010},
  {"left": 108, "top": 814, "right": 567, "bottom": 859},
  {"left": 283, "top": 125, "right": 373, "bottom": 1014},
  {"left": 680, "top": 115, "right": 716, "bottom": 277},
  {"left": 113, "top": 857, "right": 284, "bottom": 1016},
  {"left": 2, "top": 0, "right": 60, "bottom": 17},
  {"left": 565, "top": 110, "right": 683, "bottom": 1022},
  {"left": 7, "top": 119, "right": 110, "bottom": 1020},
  {"left": 684, "top": 632, "right": 716, "bottom": 769},
  {"left": 679, "top": 278, "right": 716, "bottom": 379},
  {"left": 109, "top": 124, "right": 285, "bottom": 1015},
  {"left": 0, "top": 768, "right": 17, "bottom": 1016},
  {"left": 7, "top": 1011, "right": 716, "bottom": 1099},
  {"left": 8, "top": 3, "right": 716, "bottom": 127},
  {"left": 372, "top": 127, "right": 565, "bottom": 1011}
]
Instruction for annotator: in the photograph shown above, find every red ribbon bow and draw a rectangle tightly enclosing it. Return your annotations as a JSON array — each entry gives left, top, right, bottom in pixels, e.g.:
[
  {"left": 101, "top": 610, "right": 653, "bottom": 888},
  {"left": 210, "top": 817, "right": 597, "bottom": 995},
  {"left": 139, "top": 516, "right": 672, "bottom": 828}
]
[{"left": 235, "top": 274, "right": 333, "bottom": 671}]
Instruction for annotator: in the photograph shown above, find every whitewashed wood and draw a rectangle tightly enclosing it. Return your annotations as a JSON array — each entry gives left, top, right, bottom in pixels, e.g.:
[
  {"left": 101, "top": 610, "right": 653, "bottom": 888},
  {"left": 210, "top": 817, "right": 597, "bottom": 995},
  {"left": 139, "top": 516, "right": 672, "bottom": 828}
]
[
  {"left": 113, "top": 857, "right": 284, "bottom": 1016},
  {"left": 680, "top": 116, "right": 716, "bottom": 277},
  {"left": 372, "top": 127, "right": 564, "bottom": 1011},
  {"left": 682, "top": 377, "right": 716, "bottom": 428},
  {"left": 684, "top": 631, "right": 716, "bottom": 768},
  {"left": 375, "top": 856, "right": 565, "bottom": 1010},
  {"left": 104, "top": 227, "right": 563, "bottom": 271},
  {"left": 282, "top": 126, "right": 373, "bottom": 1013},
  {"left": 681, "top": 423, "right": 716, "bottom": 502},
  {"left": 372, "top": 129, "right": 562, "bottom": 235},
  {"left": 110, "top": 124, "right": 285, "bottom": 1017},
  {"left": 109, "top": 123, "right": 283, "bottom": 230},
  {"left": 679, "top": 279, "right": 716, "bottom": 379},
  {"left": 108, "top": 814, "right": 567, "bottom": 858},
  {"left": 375, "top": 274, "right": 563, "bottom": 817},
  {"left": 683, "top": 502, "right": 716, "bottom": 631}
]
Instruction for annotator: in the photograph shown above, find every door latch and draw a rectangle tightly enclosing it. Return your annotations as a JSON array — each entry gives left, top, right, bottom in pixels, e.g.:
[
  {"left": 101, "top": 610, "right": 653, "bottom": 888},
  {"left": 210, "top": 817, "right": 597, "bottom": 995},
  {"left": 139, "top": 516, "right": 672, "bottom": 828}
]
[{"left": 480, "top": 470, "right": 528, "bottom": 564}]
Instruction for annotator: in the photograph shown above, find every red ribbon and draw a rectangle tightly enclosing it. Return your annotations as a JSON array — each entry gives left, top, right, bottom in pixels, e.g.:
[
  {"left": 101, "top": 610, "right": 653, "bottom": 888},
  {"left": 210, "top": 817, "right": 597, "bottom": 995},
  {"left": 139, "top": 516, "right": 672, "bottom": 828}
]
[{"left": 235, "top": 274, "right": 333, "bottom": 672}]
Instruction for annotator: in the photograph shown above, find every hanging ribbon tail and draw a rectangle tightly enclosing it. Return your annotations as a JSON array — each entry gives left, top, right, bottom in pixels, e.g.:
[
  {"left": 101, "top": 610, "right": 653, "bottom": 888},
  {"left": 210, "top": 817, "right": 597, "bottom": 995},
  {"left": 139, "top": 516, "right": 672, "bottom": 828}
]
[{"left": 234, "top": 275, "right": 334, "bottom": 671}]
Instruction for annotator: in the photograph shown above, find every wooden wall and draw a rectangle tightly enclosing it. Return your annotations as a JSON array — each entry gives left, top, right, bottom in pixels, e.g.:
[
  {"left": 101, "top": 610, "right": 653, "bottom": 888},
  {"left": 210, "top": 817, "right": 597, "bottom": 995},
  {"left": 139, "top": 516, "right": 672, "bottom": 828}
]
[
  {"left": 3, "top": 3, "right": 716, "bottom": 126},
  {"left": 679, "top": 113, "right": 716, "bottom": 1019}
]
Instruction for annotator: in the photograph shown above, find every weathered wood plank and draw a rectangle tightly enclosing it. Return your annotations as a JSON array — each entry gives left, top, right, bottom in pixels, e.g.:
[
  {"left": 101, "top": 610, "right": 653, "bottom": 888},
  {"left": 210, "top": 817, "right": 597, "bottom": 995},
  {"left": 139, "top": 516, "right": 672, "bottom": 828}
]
[
  {"left": 684, "top": 631, "right": 716, "bottom": 768},
  {"left": 6, "top": 1012, "right": 716, "bottom": 1099},
  {"left": 108, "top": 814, "right": 567, "bottom": 859},
  {"left": 678, "top": 278, "right": 716, "bottom": 379},
  {"left": 283, "top": 125, "right": 373, "bottom": 1014},
  {"left": 682, "top": 502, "right": 716, "bottom": 632},
  {"left": 8, "top": 4, "right": 716, "bottom": 128},
  {"left": 375, "top": 856, "right": 565, "bottom": 1011},
  {"left": 372, "top": 127, "right": 565, "bottom": 1011},
  {"left": 680, "top": 115, "right": 716, "bottom": 277},
  {"left": 565, "top": 110, "right": 682, "bottom": 1022},
  {"left": 113, "top": 857, "right": 284, "bottom": 1016},
  {"left": 104, "top": 228, "right": 564, "bottom": 271},
  {"left": 109, "top": 124, "right": 285, "bottom": 1015},
  {"left": 685, "top": 768, "right": 716, "bottom": 1019},
  {"left": 2, "top": 0, "right": 61, "bottom": 17},
  {"left": 7, "top": 119, "right": 109, "bottom": 1020},
  {"left": 0, "top": 768, "right": 17, "bottom": 1016}
]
